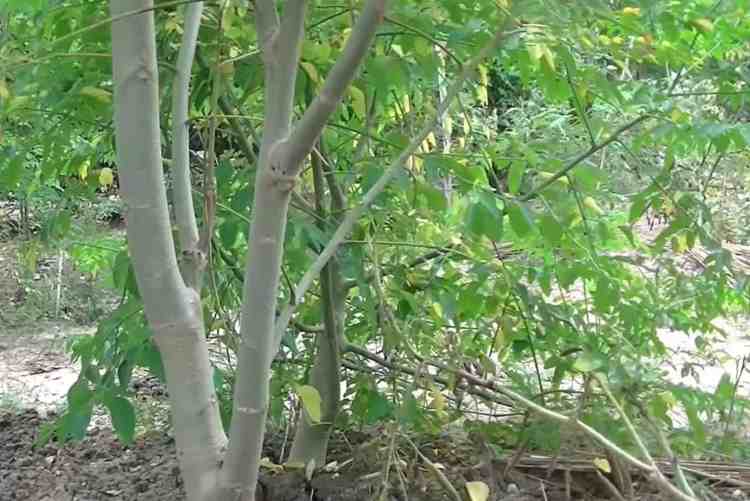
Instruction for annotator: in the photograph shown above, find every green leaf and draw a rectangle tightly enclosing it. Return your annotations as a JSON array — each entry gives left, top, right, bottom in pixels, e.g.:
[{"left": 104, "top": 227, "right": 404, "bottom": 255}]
[
  {"left": 682, "top": 398, "right": 706, "bottom": 447},
  {"left": 508, "top": 160, "right": 525, "bottom": 194},
  {"left": 507, "top": 203, "right": 534, "bottom": 237},
  {"left": 112, "top": 251, "right": 139, "bottom": 296},
  {"left": 34, "top": 422, "right": 57, "bottom": 448},
  {"left": 628, "top": 193, "right": 652, "bottom": 224},
  {"left": 649, "top": 391, "right": 675, "bottom": 425},
  {"left": 368, "top": 56, "right": 407, "bottom": 96},
  {"left": 540, "top": 213, "right": 563, "bottom": 245},
  {"left": 296, "top": 385, "right": 322, "bottom": 423},
  {"left": 593, "top": 278, "right": 618, "bottom": 312},
  {"left": 465, "top": 195, "right": 503, "bottom": 240},
  {"left": 60, "top": 406, "right": 93, "bottom": 441},
  {"left": 714, "top": 373, "right": 734, "bottom": 406},
  {"left": 398, "top": 392, "right": 420, "bottom": 425},
  {"left": 117, "top": 357, "right": 135, "bottom": 390},
  {"left": 418, "top": 181, "right": 447, "bottom": 211},
  {"left": 366, "top": 391, "right": 393, "bottom": 424},
  {"left": 425, "top": 155, "right": 484, "bottom": 186},
  {"left": 6, "top": 0, "right": 45, "bottom": 12},
  {"left": 573, "top": 351, "right": 605, "bottom": 373},
  {"left": 0, "top": 156, "right": 24, "bottom": 190},
  {"left": 103, "top": 397, "right": 136, "bottom": 444},
  {"left": 139, "top": 342, "right": 165, "bottom": 382},
  {"left": 67, "top": 379, "right": 93, "bottom": 409}
]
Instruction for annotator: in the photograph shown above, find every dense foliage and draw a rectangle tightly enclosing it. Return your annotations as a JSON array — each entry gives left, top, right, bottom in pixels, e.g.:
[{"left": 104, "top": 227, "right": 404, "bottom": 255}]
[{"left": 2, "top": 0, "right": 750, "bottom": 486}]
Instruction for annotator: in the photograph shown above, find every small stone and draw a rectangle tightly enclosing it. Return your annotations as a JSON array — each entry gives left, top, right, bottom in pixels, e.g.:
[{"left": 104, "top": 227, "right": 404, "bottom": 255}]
[{"left": 507, "top": 482, "right": 519, "bottom": 494}]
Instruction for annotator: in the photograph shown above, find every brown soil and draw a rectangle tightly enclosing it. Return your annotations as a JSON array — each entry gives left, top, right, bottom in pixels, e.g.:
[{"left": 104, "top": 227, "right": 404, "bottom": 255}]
[{"left": 4, "top": 407, "right": 747, "bottom": 501}]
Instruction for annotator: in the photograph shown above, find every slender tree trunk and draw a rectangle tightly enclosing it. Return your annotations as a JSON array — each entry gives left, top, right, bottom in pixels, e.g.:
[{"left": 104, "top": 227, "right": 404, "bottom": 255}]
[
  {"left": 218, "top": 3, "right": 385, "bottom": 498},
  {"left": 287, "top": 260, "right": 345, "bottom": 465},
  {"left": 287, "top": 142, "right": 346, "bottom": 465},
  {"left": 109, "top": 3, "right": 226, "bottom": 500},
  {"left": 436, "top": 49, "right": 454, "bottom": 206},
  {"left": 171, "top": 1, "right": 205, "bottom": 288}
]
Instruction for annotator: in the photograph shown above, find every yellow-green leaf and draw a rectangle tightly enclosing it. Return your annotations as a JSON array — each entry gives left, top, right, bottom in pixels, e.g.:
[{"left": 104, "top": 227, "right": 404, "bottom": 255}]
[
  {"left": 622, "top": 7, "right": 641, "bottom": 16},
  {"left": 527, "top": 43, "right": 543, "bottom": 63},
  {"left": 541, "top": 46, "right": 556, "bottom": 73},
  {"left": 218, "top": 61, "right": 234, "bottom": 76},
  {"left": 690, "top": 18, "right": 714, "bottom": 33},
  {"left": 465, "top": 481, "right": 490, "bottom": 501},
  {"left": 78, "top": 160, "right": 90, "bottom": 181},
  {"left": 349, "top": 86, "right": 366, "bottom": 118},
  {"left": 99, "top": 167, "right": 114, "bottom": 188},
  {"left": 582, "top": 196, "right": 604, "bottom": 216},
  {"left": 493, "top": 327, "right": 507, "bottom": 351},
  {"left": 296, "top": 384, "right": 322, "bottom": 423},
  {"left": 593, "top": 458, "right": 611, "bottom": 473},
  {"left": 260, "top": 457, "right": 284, "bottom": 472},
  {"left": 80, "top": 86, "right": 112, "bottom": 104},
  {"left": 305, "top": 459, "right": 316, "bottom": 481},
  {"left": 0, "top": 80, "right": 9, "bottom": 101},
  {"left": 430, "top": 390, "right": 446, "bottom": 411},
  {"left": 537, "top": 171, "right": 570, "bottom": 188},
  {"left": 508, "top": 160, "right": 525, "bottom": 194},
  {"left": 300, "top": 62, "right": 319, "bottom": 83},
  {"left": 671, "top": 234, "right": 688, "bottom": 254}
]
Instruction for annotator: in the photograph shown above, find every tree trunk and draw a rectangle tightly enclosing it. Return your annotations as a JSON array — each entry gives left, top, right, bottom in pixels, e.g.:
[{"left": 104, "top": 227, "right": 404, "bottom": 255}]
[
  {"left": 287, "top": 143, "right": 346, "bottom": 465},
  {"left": 111, "top": 1, "right": 386, "bottom": 499},
  {"left": 286, "top": 262, "right": 344, "bottom": 465},
  {"left": 109, "top": 2, "right": 226, "bottom": 500}
]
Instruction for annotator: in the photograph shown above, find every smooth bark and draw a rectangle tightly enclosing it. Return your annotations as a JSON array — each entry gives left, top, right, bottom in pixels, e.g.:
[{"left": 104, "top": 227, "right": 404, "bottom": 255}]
[
  {"left": 171, "top": 1, "right": 205, "bottom": 289},
  {"left": 110, "top": 3, "right": 226, "bottom": 500},
  {"left": 110, "top": 0, "right": 389, "bottom": 498},
  {"left": 219, "top": 2, "right": 385, "bottom": 499}
]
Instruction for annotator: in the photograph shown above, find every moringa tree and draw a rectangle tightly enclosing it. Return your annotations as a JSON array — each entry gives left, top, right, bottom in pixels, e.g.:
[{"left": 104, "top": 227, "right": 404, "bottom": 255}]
[{"left": 109, "top": 1, "right": 506, "bottom": 499}]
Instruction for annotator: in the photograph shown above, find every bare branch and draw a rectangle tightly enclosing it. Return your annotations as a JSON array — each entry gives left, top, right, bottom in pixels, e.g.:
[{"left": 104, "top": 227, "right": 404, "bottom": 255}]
[
  {"left": 253, "top": 0, "right": 280, "bottom": 55},
  {"left": 256, "top": 0, "right": 307, "bottom": 141},
  {"left": 520, "top": 114, "right": 651, "bottom": 202},
  {"left": 344, "top": 343, "right": 513, "bottom": 407},
  {"left": 171, "top": 1, "right": 204, "bottom": 287},
  {"left": 282, "top": 0, "right": 386, "bottom": 172}
]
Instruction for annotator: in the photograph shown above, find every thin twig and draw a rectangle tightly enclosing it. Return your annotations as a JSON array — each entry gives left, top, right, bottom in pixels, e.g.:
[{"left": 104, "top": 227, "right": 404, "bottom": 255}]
[
  {"left": 596, "top": 470, "right": 627, "bottom": 501},
  {"left": 407, "top": 437, "right": 462, "bottom": 501}
]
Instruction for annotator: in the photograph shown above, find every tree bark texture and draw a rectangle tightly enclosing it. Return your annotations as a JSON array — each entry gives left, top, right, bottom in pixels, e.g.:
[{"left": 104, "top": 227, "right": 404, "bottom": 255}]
[{"left": 109, "top": 2, "right": 226, "bottom": 500}]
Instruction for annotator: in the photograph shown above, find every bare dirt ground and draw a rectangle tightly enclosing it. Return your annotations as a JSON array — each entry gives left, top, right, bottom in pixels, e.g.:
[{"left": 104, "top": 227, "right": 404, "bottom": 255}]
[
  {"left": 0, "top": 323, "right": 91, "bottom": 416},
  {"left": 7, "top": 406, "right": 742, "bottom": 501}
]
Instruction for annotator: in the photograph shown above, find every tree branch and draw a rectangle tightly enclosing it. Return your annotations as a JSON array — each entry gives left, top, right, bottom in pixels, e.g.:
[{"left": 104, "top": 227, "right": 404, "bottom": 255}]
[
  {"left": 521, "top": 114, "right": 651, "bottom": 202},
  {"left": 261, "top": 0, "right": 306, "bottom": 140},
  {"left": 253, "top": 0, "right": 280, "bottom": 55},
  {"left": 195, "top": 48, "right": 320, "bottom": 219},
  {"left": 282, "top": 0, "right": 386, "bottom": 172},
  {"left": 171, "top": 1, "right": 204, "bottom": 288},
  {"left": 343, "top": 343, "right": 514, "bottom": 408},
  {"left": 274, "top": 26, "right": 515, "bottom": 347}
]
